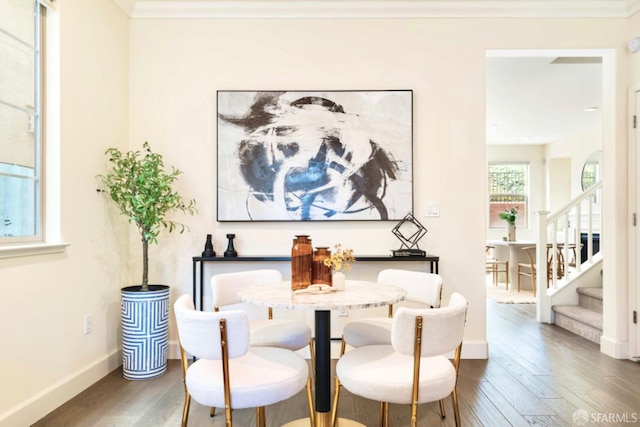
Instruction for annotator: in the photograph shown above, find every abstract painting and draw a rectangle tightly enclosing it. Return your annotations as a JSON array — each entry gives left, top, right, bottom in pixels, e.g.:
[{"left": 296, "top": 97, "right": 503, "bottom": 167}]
[{"left": 217, "top": 90, "right": 413, "bottom": 221}]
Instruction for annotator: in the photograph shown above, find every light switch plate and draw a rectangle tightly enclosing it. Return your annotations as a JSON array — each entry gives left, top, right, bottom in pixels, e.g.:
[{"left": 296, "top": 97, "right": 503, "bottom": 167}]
[{"left": 425, "top": 201, "right": 440, "bottom": 217}]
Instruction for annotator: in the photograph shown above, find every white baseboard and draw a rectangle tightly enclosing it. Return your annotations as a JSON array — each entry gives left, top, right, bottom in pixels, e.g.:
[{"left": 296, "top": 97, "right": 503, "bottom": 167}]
[
  {"left": 461, "top": 340, "right": 489, "bottom": 359},
  {"left": 0, "top": 350, "right": 121, "bottom": 427},
  {"left": 600, "top": 335, "right": 629, "bottom": 359}
]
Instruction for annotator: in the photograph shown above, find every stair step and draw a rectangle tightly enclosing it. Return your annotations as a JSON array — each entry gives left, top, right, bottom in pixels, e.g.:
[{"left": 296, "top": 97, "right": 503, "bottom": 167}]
[
  {"left": 576, "top": 287, "right": 603, "bottom": 313},
  {"left": 577, "top": 287, "right": 603, "bottom": 300},
  {"left": 552, "top": 305, "right": 603, "bottom": 344}
]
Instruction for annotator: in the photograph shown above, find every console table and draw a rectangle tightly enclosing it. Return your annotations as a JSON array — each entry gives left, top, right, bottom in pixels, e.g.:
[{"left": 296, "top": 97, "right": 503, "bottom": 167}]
[{"left": 192, "top": 254, "right": 439, "bottom": 311}]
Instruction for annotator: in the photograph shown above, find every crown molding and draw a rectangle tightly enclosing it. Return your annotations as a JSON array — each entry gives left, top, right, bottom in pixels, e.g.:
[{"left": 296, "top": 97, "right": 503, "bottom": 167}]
[
  {"left": 125, "top": 0, "right": 637, "bottom": 19},
  {"left": 110, "top": 0, "right": 136, "bottom": 16},
  {"left": 629, "top": 0, "right": 640, "bottom": 15}
]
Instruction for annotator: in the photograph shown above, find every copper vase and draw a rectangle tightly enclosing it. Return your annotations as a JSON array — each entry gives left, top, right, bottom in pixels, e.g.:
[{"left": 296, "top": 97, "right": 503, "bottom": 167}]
[
  {"left": 312, "top": 247, "right": 332, "bottom": 286},
  {"left": 291, "top": 235, "right": 313, "bottom": 291}
]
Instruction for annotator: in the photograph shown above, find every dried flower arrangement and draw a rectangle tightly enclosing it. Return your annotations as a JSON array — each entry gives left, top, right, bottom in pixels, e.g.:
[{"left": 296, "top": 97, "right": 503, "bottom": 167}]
[{"left": 323, "top": 244, "right": 356, "bottom": 272}]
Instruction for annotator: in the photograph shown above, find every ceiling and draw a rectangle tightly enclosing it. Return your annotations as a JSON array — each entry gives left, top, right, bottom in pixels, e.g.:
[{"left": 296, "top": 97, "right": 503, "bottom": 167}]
[
  {"left": 486, "top": 56, "right": 603, "bottom": 145},
  {"left": 113, "top": 0, "right": 640, "bottom": 19}
]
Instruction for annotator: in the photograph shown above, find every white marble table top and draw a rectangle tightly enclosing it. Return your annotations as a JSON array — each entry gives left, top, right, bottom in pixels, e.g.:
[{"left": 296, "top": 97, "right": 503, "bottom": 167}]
[{"left": 238, "top": 280, "right": 406, "bottom": 311}]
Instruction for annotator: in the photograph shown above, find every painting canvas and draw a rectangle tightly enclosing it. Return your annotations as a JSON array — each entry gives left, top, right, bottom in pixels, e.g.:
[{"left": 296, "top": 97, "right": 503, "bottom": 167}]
[{"left": 217, "top": 90, "right": 413, "bottom": 221}]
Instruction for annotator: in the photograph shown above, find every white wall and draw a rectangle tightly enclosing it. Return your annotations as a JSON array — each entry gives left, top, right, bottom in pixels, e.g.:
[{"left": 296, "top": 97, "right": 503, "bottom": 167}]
[
  {"left": 0, "top": 0, "right": 129, "bottom": 426},
  {"left": 545, "top": 124, "right": 603, "bottom": 197},
  {"left": 0, "top": 8, "right": 634, "bottom": 426}
]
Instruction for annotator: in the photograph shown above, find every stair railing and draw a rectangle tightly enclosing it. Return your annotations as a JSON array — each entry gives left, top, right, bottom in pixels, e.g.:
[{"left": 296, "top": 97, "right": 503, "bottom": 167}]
[{"left": 535, "top": 180, "right": 602, "bottom": 322}]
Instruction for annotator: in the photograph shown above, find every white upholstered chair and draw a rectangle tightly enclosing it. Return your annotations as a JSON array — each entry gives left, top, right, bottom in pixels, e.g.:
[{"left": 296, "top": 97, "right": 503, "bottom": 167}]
[
  {"left": 174, "top": 295, "right": 311, "bottom": 427},
  {"left": 334, "top": 292, "right": 468, "bottom": 427},
  {"left": 211, "top": 269, "right": 312, "bottom": 351},
  {"left": 339, "top": 269, "right": 443, "bottom": 352}
]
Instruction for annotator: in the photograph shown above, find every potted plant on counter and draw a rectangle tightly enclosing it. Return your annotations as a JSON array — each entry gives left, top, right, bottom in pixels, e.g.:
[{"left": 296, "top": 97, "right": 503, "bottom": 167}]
[
  {"left": 499, "top": 206, "right": 519, "bottom": 241},
  {"left": 97, "top": 141, "right": 196, "bottom": 380}
]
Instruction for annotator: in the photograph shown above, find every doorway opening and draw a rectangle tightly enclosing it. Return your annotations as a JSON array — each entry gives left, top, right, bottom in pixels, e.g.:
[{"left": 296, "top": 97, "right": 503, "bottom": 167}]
[{"left": 485, "top": 49, "right": 604, "bottom": 315}]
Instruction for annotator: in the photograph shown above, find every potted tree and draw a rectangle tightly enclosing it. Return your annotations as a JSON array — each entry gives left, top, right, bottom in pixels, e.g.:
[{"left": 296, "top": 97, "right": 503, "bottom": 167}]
[{"left": 97, "top": 141, "right": 196, "bottom": 380}]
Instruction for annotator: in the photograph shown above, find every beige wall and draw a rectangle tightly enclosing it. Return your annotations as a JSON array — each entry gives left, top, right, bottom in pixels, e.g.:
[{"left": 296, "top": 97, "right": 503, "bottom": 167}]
[{"left": 0, "top": 7, "right": 635, "bottom": 427}]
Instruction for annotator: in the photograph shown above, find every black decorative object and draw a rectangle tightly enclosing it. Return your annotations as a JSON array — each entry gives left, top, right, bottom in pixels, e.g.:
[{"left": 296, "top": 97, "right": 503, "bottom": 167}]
[
  {"left": 224, "top": 234, "right": 238, "bottom": 257},
  {"left": 202, "top": 234, "right": 215, "bottom": 257},
  {"left": 392, "top": 212, "right": 427, "bottom": 257}
]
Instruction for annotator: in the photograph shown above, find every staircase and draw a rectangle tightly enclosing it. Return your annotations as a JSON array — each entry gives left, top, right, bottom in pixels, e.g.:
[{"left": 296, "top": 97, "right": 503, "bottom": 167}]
[{"left": 552, "top": 287, "right": 603, "bottom": 344}]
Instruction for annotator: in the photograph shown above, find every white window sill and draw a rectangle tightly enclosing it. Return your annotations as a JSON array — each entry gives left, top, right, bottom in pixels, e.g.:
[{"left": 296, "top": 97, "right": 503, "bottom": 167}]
[{"left": 0, "top": 242, "right": 70, "bottom": 259}]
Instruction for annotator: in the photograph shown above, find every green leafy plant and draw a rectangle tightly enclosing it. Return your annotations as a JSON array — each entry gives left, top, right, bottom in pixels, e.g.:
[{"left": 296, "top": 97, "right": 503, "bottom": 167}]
[
  {"left": 499, "top": 206, "right": 519, "bottom": 226},
  {"left": 97, "top": 142, "right": 196, "bottom": 291}
]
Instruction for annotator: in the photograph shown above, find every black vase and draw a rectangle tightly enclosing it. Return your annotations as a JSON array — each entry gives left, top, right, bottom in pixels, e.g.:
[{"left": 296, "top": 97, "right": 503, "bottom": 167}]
[
  {"left": 202, "top": 234, "right": 215, "bottom": 257},
  {"left": 224, "top": 234, "right": 238, "bottom": 257}
]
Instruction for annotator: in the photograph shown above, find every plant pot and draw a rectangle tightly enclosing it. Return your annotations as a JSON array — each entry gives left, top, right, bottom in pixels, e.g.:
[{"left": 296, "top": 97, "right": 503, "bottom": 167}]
[
  {"left": 507, "top": 223, "right": 516, "bottom": 241},
  {"left": 121, "top": 285, "right": 170, "bottom": 380}
]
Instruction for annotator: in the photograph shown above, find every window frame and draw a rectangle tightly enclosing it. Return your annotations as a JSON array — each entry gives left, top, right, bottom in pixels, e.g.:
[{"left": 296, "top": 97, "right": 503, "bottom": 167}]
[
  {"left": 0, "top": 2, "right": 45, "bottom": 246},
  {"left": 488, "top": 161, "right": 530, "bottom": 229},
  {"left": 0, "top": 1, "right": 66, "bottom": 258}
]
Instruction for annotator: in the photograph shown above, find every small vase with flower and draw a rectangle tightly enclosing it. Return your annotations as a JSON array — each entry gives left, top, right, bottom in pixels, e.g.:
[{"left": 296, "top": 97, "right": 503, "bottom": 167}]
[
  {"left": 323, "top": 244, "right": 355, "bottom": 291},
  {"left": 499, "top": 207, "right": 519, "bottom": 241}
]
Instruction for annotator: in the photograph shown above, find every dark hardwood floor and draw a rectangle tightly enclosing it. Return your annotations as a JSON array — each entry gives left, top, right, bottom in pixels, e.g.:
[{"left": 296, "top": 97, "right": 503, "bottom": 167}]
[{"left": 33, "top": 300, "right": 640, "bottom": 426}]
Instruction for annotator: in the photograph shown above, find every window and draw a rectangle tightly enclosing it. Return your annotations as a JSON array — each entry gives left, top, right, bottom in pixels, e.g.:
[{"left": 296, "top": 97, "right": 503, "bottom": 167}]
[
  {"left": 0, "top": 1, "right": 46, "bottom": 244},
  {"left": 488, "top": 162, "right": 529, "bottom": 228}
]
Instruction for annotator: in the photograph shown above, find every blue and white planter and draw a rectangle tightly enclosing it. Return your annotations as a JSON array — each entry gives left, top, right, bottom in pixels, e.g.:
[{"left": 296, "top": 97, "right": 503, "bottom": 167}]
[{"left": 121, "top": 285, "right": 170, "bottom": 380}]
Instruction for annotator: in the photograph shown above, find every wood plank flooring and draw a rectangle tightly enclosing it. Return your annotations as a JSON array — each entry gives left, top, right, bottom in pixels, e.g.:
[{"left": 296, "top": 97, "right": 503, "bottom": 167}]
[{"left": 33, "top": 300, "right": 640, "bottom": 426}]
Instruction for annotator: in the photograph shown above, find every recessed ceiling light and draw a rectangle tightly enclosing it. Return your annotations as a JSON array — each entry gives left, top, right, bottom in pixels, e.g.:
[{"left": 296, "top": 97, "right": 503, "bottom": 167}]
[{"left": 584, "top": 106, "right": 599, "bottom": 112}]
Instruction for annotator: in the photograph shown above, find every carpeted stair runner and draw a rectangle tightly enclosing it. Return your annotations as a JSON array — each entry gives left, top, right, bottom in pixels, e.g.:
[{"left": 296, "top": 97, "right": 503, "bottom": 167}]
[{"left": 552, "top": 287, "right": 603, "bottom": 344}]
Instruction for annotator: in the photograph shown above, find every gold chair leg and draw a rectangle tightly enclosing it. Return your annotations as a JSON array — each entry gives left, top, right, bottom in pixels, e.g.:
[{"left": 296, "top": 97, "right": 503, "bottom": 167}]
[
  {"left": 225, "top": 404, "right": 232, "bottom": 427},
  {"left": 451, "top": 388, "right": 461, "bottom": 427},
  {"left": 331, "top": 377, "right": 341, "bottom": 427},
  {"left": 256, "top": 407, "right": 265, "bottom": 427},
  {"left": 331, "top": 336, "right": 348, "bottom": 427},
  {"left": 181, "top": 393, "right": 191, "bottom": 427},
  {"left": 210, "top": 407, "right": 216, "bottom": 417},
  {"left": 306, "top": 377, "right": 315, "bottom": 427},
  {"left": 439, "top": 399, "right": 446, "bottom": 418},
  {"left": 379, "top": 402, "right": 389, "bottom": 427},
  {"left": 410, "top": 398, "right": 418, "bottom": 427},
  {"left": 309, "top": 338, "right": 316, "bottom": 386}
]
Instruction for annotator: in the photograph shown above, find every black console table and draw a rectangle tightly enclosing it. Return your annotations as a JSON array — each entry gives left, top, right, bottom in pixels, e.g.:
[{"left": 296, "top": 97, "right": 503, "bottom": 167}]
[{"left": 192, "top": 254, "right": 439, "bottom": 311}]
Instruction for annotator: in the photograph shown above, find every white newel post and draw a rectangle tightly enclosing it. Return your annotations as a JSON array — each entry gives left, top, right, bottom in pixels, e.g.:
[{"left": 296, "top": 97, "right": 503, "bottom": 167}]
[{"left": 536, "top": 211, "right": 551, "bottom": 323}]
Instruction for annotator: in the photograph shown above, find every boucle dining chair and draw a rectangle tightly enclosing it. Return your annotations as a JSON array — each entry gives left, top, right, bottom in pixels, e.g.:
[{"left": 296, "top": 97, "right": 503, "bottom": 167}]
[
  {"left": 211, "top": 269, "right": 312, "bottom": 351},
  {"left": 174, "top": 295, "right": 311, "bottom": 427},
  {"left": 331, "top": 269, "right": 443, "bottom": 424},
  {"left": 339, "top": 269, "right": 443, "bottom": 354},
  {"left": 210, "top": 270, "right": 314, "bottom": 418},
  {"left": 334, "top": 292, "right": 468, "bottom": 427}
]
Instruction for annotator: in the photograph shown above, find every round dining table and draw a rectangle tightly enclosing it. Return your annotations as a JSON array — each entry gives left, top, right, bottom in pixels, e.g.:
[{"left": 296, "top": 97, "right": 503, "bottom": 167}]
[{"left": 238, "top": 280, "right": 406, "bottom": 427}]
